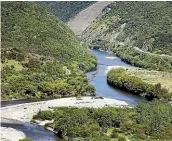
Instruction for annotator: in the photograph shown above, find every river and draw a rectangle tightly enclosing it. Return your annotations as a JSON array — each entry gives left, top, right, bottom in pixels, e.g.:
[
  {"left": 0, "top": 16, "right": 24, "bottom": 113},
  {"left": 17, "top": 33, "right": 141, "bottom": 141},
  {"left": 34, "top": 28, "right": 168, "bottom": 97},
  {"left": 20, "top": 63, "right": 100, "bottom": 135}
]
[{"left": 1, "top": 49, "right": 145, "bottom": 141}]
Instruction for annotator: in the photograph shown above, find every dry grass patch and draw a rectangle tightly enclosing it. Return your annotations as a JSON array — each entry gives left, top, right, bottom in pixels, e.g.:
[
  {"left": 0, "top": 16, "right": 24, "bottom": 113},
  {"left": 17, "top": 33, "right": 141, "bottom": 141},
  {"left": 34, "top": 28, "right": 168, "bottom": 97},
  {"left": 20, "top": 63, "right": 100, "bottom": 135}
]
[{"left": 124, "top": 67, "right": 172, "bottom": 93}]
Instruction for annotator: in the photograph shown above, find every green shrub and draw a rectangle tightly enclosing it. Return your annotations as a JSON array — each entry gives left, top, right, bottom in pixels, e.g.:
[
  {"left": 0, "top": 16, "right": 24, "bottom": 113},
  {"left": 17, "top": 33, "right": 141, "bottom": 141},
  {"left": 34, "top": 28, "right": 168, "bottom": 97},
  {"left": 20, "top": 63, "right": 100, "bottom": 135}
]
[
  {"left": 19, "top": 138, "right": 33, "bottom": 141},
  {"left": 33, "top": 110, "right": 54, "bottom": 120},
  {"left": 118, "top": 136, "right": 127, "bottom": 141},
  {"left": 111, "top": 129, "right": 118, "bottom": 138}
]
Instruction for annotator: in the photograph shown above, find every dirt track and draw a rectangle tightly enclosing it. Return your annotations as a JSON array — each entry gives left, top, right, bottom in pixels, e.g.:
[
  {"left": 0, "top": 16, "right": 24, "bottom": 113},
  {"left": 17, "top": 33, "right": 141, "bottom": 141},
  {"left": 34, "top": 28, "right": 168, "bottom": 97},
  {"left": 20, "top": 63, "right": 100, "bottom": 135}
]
[{"left": 67, "top": 1, "right": 111, "bottom": 36}]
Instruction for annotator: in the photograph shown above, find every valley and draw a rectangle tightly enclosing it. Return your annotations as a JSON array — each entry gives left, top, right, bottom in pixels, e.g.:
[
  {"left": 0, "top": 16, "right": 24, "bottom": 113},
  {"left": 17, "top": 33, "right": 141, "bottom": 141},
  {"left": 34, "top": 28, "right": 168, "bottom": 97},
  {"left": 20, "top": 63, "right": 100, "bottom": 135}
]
[{"left": 1, "top": 1, "right": 172, "bottom": 141}]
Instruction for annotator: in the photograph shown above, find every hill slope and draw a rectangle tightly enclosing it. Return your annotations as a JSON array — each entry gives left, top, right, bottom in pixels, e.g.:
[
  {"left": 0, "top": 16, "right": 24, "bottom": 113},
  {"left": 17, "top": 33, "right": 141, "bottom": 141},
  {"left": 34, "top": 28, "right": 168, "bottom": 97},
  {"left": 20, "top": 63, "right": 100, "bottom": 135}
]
[
  {"left": 83, "top": 1, "right": 172, "bottom": 72},
  {"left": 67, "top": 1, "right": 111, "bottom": 36},
  {"left": 1, "top": 2, "right": 97, "bottom": 100}
]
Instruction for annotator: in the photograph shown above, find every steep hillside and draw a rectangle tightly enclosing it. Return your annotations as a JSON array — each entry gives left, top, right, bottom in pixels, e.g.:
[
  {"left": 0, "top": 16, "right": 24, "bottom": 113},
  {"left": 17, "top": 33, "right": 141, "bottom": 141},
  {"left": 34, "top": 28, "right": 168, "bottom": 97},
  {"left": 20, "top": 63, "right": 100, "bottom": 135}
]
[
  {"left": 1, "top": 2, "right": 97, "bottom": 100},
  {"left": 38, "top": 1, "right": 95, "bottom": 22},
  {"left": 83, "top": 1, "right": 172, "bottom": 72},
  {"left": 67, "top": 1, "right": 111, "bottom": 36}
]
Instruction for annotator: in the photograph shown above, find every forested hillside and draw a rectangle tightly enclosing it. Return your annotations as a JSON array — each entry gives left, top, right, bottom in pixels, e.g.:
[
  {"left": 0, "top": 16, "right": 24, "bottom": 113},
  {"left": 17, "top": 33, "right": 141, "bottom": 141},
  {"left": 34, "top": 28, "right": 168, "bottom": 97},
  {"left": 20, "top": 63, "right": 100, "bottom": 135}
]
[
  {"left": 83, "top": 1, "right": 172, "bottom": 72},
  {"left": 38, "top": 1, "right": 95, "bottom": 22},
  {"left": 1, "top": 2, "right": 97, "bottom": 100}
]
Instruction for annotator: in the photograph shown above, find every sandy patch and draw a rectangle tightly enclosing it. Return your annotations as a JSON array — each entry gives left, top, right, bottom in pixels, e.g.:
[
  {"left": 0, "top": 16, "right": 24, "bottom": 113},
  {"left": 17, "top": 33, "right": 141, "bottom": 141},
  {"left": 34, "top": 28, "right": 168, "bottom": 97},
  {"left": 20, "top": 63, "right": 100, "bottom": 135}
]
[
  {"left": 1, "top": 97, "right": 128, "bottom": 123},
  {"left": 1, "top": 127, "right": 26, "bottom": 141}
]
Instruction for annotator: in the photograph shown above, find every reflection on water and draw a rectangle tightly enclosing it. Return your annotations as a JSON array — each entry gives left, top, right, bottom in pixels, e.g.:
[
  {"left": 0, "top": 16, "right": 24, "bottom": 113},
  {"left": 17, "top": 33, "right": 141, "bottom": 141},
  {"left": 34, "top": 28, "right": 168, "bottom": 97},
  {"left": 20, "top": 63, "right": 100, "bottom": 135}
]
[{"left": 87, "top": 49, "right": 146, "bottom": 106}]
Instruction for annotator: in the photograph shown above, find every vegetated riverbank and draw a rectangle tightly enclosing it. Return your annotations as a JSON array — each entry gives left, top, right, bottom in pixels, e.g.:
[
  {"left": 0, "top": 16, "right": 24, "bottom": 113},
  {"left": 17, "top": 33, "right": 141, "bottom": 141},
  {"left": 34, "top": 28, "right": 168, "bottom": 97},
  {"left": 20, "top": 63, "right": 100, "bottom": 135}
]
[
  {"left": 112, "top": 46, "right": 172, "bottom": 72},
  {"left": 32, "top": 101, "right": 172, "bottom": 141},
  {"left": 107, "top": 68, "right": 172, "bottom": 101}
]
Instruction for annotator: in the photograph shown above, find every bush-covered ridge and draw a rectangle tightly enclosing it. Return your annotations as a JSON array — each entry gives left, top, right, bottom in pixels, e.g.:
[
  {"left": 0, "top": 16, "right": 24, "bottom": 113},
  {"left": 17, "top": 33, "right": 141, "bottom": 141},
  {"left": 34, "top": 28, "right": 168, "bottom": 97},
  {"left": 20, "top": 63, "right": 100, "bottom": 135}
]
[
  {"left": 107, "top": 68, "right": 172, "bottom": 101},
  {"left": 83, "top": 1, "right": 172, "bottom": 72},
  {"left": 33, "top": 102, "right": 172, "bottom": 141},
  {"left": 38, "top": 1, "right": 95, "bottom": 22},
  {"left": 1, "top": 2, "right": 97, "bottom": 100}
]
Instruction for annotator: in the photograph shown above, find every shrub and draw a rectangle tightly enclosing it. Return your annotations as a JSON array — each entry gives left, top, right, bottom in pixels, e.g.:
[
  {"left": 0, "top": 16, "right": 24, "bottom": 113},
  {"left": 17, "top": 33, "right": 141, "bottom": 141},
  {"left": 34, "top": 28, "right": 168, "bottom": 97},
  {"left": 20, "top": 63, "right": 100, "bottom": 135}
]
[
  {"left": 118, "top": 136, "right": 127, "bottom": 141},
  {"left": 19, "top": 138, "right": 33, "bottom": 141}
]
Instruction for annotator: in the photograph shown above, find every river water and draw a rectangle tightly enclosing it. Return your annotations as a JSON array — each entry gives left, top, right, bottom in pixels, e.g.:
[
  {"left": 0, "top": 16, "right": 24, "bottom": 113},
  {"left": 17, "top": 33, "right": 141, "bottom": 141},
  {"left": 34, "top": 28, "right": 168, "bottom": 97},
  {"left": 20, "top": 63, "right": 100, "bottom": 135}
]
[
  {"left": 87, "top": 49, "right": 145, "bottom": 105},
  {"left": 1, "top": 121, "right": 59, "bottom": 141},
  {"left": 1, "top": 49, "right": 145, "bottom": 141}
]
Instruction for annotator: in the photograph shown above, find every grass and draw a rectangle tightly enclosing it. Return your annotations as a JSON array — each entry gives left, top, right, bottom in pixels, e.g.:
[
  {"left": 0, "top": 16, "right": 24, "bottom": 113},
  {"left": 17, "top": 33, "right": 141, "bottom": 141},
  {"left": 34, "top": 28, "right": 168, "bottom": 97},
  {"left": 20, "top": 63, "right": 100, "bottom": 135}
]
[
  {"left": 124, "top": 67, "right": 172, "bottom": 93},
  {"left": 2, "top": 59, "right": 24, "bottom": 71}
]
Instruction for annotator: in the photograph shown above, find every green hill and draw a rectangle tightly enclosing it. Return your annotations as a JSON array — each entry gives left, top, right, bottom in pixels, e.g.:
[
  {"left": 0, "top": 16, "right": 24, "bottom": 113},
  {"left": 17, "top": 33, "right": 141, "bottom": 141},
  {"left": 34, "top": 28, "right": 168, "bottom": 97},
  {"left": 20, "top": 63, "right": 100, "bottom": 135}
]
[
  {"left": 38, "top": 1, "right": 95, "bottom": 22},
  {"left": 1, "top": 2, "right": 97, "bottom": 100},
  {"left": 83, "top": 1, "right": 172, "bottom": 72}
]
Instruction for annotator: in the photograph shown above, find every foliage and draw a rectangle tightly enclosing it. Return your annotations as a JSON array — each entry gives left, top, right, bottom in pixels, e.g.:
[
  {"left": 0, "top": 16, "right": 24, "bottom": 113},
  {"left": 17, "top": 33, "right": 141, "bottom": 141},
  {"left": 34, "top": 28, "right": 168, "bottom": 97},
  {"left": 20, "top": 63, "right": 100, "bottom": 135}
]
[
  {"left": 33, "top": 102, "right": 172, "bottom": 140},
  {"left": 107, "top": 68, "right": 172, "bottom": 101},
  {"left": 38, "top": 1, "right": 95, "bottom": 22},
  {"left": 19, "top": 138, "right": 33, "bottom": 141},
  {"left": 1, "top": 2, "right": 97, "bottom": 100},
  {"left": 117, "top": 136, "right": 127, "bottom": 141}
]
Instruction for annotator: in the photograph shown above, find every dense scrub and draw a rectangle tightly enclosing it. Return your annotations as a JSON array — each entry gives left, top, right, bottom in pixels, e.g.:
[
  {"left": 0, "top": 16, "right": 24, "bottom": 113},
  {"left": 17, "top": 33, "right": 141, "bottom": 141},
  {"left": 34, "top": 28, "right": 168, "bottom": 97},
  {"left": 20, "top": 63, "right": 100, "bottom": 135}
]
[
  {"left": 107, "top": 68, "right": 172, "bottom": 101},
  {"left": 83, "top": 1, "right": 172, "bottom": 72},
  {"left": 1, "top": 2, "right": 97, "bottom": 100},
  {"left": 114, "top": 46, "right": 172, "bottom": 72},
  {"left": 38, "top": 1, "right": 95, "bottom": 22},
  {"left": 33, "top": 101, "right": 172, "bottom": 141}
]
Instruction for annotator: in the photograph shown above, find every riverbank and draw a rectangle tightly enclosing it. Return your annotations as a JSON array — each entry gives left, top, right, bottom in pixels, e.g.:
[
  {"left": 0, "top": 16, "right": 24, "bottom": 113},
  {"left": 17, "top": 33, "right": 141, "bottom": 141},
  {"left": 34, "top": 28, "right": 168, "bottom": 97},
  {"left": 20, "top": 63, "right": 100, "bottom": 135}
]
[
  {"left": 1, "top": 97, "right": 128, "bottom": 122},
  {"left": 107, "top": 68, "right": 172, "bottom": 101}
]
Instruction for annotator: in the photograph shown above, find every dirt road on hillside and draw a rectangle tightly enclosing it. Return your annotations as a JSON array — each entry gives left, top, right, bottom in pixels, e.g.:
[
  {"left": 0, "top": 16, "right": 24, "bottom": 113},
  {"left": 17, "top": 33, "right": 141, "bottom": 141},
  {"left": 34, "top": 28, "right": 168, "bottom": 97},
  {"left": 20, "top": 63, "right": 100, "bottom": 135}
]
[{"left": 67, "top": 1, "right": 111, "bottom": 36}]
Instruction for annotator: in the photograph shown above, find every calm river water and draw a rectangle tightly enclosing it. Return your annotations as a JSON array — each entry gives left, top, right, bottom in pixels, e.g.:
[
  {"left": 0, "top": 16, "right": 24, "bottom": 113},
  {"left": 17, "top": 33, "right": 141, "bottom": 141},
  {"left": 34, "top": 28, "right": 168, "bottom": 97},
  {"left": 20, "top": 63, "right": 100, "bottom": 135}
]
[{"left": 87, "top": 49, "right": 145, "bottom": 105}]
